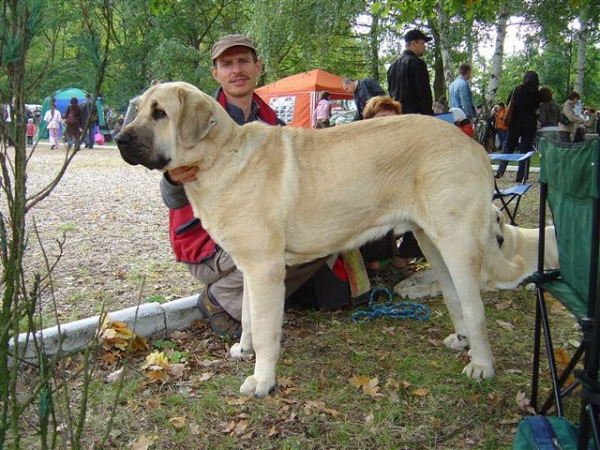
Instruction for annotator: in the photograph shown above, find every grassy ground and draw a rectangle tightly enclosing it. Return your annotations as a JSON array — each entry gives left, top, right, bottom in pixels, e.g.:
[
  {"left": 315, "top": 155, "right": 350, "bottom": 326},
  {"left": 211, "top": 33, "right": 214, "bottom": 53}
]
[
  {"left": 16, "top": 156, "right": 584, "bottom": 449},
  {"left": 32, "top": 286, "right": 580, "bottom": 450}
]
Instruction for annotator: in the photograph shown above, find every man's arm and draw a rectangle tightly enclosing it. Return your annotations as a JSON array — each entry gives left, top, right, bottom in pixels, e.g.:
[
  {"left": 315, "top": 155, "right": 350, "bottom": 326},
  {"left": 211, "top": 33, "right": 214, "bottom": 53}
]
[
  {"left": 352, "top": 92, "right": 362, "bottom": 121},
  {"left": 365, "top": 79, "right": 385, "bottom": 98},
  {"left": 413, "top": 60, "right": 434, "bottom": 115},
  {"left": 460, "top": 83, "right": 476, "bottom": 119}
]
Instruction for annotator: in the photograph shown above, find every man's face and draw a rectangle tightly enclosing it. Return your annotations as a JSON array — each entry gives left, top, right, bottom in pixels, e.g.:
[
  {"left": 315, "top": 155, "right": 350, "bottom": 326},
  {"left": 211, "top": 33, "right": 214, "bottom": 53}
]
[
  {"left": 210, "top": 46, "right": 262, "bottom": 99},
  {"left": 342, "top": 82, "right": 356, "bottom": 94},
  {"left": 408, "top": 39, "right": 427, "bottom": 56}
]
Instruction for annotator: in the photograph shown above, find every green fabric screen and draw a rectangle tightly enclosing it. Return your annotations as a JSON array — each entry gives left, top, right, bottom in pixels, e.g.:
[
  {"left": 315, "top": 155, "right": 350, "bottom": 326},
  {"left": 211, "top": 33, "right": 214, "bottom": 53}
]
[{"left": 537, "top": 135, "right": 600, "bottom": 319}]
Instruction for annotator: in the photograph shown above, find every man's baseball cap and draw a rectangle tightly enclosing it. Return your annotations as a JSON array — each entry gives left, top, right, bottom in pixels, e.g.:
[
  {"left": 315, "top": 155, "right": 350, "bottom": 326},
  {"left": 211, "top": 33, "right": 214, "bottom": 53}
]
[
  {"left": 404, "top": 29, "right": 432, "bottom": 43},
  {"left": 211, "top": 34, "right": 256, "bottom": 60}
]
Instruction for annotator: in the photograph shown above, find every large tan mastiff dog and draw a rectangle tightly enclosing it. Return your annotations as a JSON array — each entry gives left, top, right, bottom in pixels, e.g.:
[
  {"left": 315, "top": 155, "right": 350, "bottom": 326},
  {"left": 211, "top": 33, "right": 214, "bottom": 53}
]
[{"left": 115, "top": 82, "right": 524, "bottom": 397}]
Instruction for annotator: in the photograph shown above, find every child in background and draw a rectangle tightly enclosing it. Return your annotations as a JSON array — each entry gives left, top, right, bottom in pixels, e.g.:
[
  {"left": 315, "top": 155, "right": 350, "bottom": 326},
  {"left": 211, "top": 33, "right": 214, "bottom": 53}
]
[
  {"left": 449, "top": 107, "right": 474, "bottom": 137},
  {"left": 26, "top": 118, "right": 36, "bottom": 146}
]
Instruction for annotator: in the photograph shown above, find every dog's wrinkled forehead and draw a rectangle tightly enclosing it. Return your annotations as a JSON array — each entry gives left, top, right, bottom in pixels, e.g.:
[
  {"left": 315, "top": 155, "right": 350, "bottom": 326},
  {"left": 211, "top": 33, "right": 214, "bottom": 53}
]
[{"left": 137, "top": 86, "right": 173, "bottom": 119}]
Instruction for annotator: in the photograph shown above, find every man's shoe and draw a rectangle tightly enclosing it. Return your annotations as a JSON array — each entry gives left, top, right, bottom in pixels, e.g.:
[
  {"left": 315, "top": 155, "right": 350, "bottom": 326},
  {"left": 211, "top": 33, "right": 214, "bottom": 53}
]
[{"left": 197, "top": 286, "right": 242, "bottom": 339}]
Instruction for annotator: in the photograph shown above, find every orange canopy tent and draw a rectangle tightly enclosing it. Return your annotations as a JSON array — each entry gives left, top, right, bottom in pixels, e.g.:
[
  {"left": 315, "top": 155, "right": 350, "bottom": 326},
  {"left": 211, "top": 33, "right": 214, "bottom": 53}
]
[{"left": 255, "top": 69, "right": 353, "bottom": 128}]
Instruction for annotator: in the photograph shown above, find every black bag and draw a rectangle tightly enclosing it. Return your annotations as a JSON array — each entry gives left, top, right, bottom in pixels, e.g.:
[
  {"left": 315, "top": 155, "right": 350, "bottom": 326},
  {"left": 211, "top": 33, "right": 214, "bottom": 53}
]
[
  {"left": 286, "top": 263, "right": 368, "bottom": 310},
  {"left": 558, "top": 113, "right": 570, "bottom": 126}
]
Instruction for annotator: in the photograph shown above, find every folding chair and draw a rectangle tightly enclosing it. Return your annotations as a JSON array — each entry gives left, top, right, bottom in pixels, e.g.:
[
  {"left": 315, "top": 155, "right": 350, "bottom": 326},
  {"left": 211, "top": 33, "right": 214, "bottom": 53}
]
[
  {"left": 489, "top": 151, "right": 536, "bottom": 225},
  {"left": 517, "top": 134, "right": 600, "bottom": 449}
]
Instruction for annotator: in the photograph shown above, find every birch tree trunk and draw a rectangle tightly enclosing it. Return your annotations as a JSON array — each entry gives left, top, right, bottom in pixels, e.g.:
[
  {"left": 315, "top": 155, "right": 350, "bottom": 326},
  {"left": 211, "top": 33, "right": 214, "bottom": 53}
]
[
  {"left": 485, "top": 2, "right": 509, "bottom": 109},
  {"left": 436, "top": 0, "right": 454, "bottom": 90},
  {"left": 574, "top": 6, "right": 590, "bottom": 94}
]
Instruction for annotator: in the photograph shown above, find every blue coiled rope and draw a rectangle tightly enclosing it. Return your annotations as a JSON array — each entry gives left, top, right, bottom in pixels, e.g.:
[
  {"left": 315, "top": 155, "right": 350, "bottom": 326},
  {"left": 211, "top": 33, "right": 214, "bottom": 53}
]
[{"left": 350, "top": 286, "right": 430, "bottom": 323}]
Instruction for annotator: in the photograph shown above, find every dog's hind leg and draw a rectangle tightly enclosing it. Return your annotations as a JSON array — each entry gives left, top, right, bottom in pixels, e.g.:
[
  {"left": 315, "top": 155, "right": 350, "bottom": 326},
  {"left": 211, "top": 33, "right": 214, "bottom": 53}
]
[
  {"left": 416, "top": 230, "right": 495, "bottom": 379},
  {"left": 414, "top": 231, "right": 470, "bottom": 351},
  {"left": 230, "top": 278, "right": 254, "bottom": 360},
  {"left": 237, "top": 261, "right": 286, "bottom": 397}
]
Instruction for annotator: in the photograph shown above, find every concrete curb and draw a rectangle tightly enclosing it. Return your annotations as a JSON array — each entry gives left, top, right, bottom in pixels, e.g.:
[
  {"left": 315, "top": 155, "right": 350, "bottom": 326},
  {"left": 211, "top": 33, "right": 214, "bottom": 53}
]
[{"left": 11, "top": 295, "right": 203, "bottom": 360}]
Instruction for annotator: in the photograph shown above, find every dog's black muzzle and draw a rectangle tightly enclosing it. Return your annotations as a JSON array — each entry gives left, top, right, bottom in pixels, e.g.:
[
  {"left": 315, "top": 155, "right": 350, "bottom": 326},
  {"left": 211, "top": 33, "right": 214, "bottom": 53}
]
[
  {"left": 114, "top": 132, "right": 139, "bottom": 166},
  {"left": 114, "top": 131, "right": 170, "bottom": 170}
]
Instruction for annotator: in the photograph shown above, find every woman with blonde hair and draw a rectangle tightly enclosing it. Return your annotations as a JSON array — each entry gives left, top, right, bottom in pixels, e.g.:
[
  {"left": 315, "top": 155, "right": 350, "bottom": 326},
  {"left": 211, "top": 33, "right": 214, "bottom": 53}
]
[{"left": 362, "top": 96, "right": 402, "bottom": 119}]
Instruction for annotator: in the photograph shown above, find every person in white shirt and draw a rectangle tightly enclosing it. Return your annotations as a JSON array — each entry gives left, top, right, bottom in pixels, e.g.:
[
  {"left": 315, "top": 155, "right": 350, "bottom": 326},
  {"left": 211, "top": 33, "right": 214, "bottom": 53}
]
[{"left": 43, "top": 100, "right": 62, "bottom": 149}]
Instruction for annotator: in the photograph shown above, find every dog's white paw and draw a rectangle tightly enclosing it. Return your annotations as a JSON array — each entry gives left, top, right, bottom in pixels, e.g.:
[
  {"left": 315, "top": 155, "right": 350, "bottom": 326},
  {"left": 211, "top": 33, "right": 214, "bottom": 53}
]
[
  {"left": 239, "top": 375, "right": 275, "bottom": 398},
  {"left": 443, "top": 333, "right": 470, "bottom": 351},
  {"left": 462, "top": 362, "right": 495, "bottom": 380},
  {"left": 230, "top": 343, "right": 254, "bottom": 361}
]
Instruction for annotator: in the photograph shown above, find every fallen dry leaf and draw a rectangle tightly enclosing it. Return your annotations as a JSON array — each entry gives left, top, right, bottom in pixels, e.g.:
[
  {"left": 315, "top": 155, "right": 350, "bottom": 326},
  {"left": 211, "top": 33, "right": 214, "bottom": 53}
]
[
  {"left": 362, "top": 377, "right": 381, "bottom": 398},
  {"left": 554, "top": 348, "right": 577, "bottom": 386},
  {"left": 349, "top": 375, "right": 370, "bottom": 389},
  {"left": 143, "top": 352, "right": 169, "bottom": 369},
  {"left": 196, "top": 371, "right": 214, "bottom": 382},
  {"left": 234, "top": 420, "right": 249, "bottom": 435},
  {"left": 227, "top": 395, "right": 253, "bottom": 406},
  {"left": 278, "top": 376, "right": 294, "bottom": 388},
  {"left": 189, "top": 423, "right": 201, "bottom": 436},
  {"left": 130, "top": 435, "right": 155, "bottom": 450},
  {"left": 223, "top": 421, "right": 236, "bottom": 433},
  {"left": 496, "top": 320, "right": 515, "bottom": 331},
  {"left": 304, "top": 401, "right": 340, "bottom": 417},
  {"left": 105, "top": 367, "right": 124, "bottom": 383},
  {"left": 495, "top": 300, "right": 512, "bottom": 311},
  {"left": 401, "top": 380, "right": 413, "bottom": 389},
  {"left": 166, "top": 363, "right": 186, "bottom": 380},
  {"left": 413, "top": 388, "right": 430, "bottom": 397},
  {"left": 169, "top": 416, "right": 187, "bottom": 430},
  {"left": 515, "top": 390, "right": 535, "bottom": 413},
  {"left": 169, "top": 330, "right": 189, "bottom": 340}
]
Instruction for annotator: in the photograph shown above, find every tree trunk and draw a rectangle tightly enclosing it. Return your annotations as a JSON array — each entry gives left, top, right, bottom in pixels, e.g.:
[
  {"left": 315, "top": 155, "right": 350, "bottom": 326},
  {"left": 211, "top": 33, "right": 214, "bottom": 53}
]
[
  {"left": 485, "top": 3, "right": 509, "bottom": 110},
  {"left": 574, "top": 6, "right": 590, "bottom": 95},
  {"left": 435, "top": 0, "right": 454, "bottom": 91},
  {"left": 369, "top": 14, "right": 380, "bottom": 81}
]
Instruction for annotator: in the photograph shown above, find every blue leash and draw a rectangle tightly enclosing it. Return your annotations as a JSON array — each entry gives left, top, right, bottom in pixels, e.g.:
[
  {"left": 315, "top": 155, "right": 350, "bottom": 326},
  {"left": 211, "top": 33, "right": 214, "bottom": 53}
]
[{"left": 351, "top": 286, "right": 430, "bottom": 323}]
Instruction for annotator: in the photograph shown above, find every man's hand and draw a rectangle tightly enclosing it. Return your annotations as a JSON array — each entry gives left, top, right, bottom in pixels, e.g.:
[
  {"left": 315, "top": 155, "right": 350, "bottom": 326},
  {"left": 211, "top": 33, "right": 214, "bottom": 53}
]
[{"left": 165, "top": 165, "right": 199, "bottom": 185}]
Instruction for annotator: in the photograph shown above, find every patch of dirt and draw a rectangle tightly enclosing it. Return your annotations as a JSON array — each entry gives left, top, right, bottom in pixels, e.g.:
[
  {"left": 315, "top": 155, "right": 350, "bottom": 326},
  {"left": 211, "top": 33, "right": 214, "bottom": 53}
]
[{"left": 20, "top": 146, "right": 194, "bottom": 322}]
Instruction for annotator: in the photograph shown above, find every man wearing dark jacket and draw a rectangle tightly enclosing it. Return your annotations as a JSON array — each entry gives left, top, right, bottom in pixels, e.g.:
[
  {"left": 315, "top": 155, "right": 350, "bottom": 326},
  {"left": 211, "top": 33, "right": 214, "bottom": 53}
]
[
  {"left": 387, "top": 29, "right": 434, "bottom": 116},
  {"left": 341, "top": 77, "right": 385, "bottom": 121}
]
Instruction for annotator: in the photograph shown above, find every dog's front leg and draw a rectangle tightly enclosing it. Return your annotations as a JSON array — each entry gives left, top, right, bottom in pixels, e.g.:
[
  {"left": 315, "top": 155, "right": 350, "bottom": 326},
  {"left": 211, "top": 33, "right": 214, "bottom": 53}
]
[
  {"left": 230, "top": 278, "right": 254, "bottom": 360},
  {"left": 238, "top": 265, "right": 286, "bottom": 397}
]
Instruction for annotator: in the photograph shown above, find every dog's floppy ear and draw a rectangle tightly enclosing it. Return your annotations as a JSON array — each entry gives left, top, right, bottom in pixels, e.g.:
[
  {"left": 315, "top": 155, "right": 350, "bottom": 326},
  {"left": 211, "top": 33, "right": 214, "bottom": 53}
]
[{"left": 177, "top": 86, "right": 217, "bottom": 147}]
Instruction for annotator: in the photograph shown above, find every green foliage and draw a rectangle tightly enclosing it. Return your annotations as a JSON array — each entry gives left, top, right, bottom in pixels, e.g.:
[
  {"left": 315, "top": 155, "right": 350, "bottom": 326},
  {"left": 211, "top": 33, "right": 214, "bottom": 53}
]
[{"left": 4, "top": 0, "right": 599, "bottom": 109}]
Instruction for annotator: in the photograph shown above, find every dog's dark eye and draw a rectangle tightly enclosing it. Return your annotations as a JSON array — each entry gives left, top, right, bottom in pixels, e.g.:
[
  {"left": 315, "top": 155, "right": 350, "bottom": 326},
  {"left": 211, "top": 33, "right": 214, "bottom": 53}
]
[{"left": 152, "top": 109, "right": 167, "bottom": 120}]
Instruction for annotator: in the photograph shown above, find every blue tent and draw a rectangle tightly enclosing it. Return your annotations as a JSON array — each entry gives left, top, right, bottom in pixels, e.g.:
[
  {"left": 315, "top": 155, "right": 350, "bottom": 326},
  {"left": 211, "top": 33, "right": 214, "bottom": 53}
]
[{"left": 36, "top": 88, "right": 104, "bottom": 139}]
